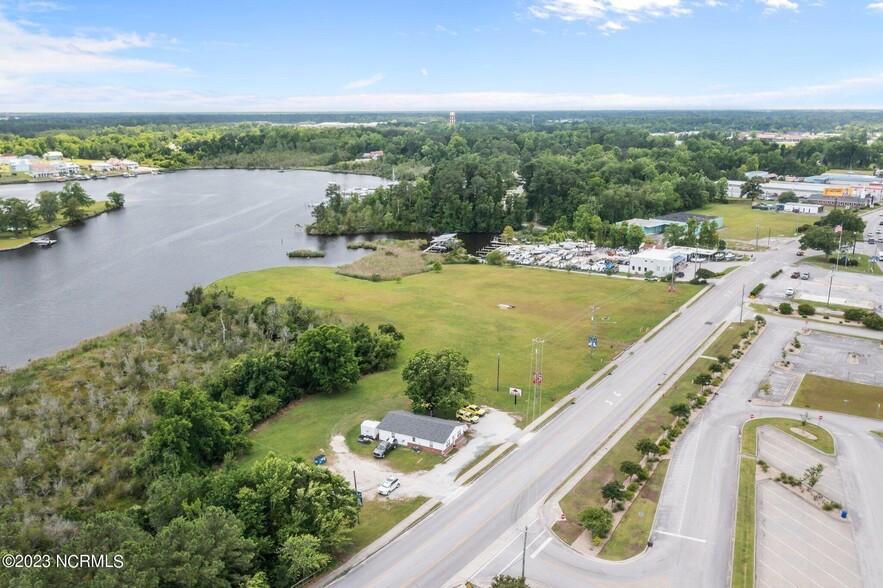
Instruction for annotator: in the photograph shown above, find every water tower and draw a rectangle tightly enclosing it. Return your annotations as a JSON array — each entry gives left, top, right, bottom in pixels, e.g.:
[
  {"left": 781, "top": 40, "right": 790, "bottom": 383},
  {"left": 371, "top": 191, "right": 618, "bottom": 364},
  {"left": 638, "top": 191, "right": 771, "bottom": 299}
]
[{"left": 449, "top": 111, "right": 456, "bottom": 125}]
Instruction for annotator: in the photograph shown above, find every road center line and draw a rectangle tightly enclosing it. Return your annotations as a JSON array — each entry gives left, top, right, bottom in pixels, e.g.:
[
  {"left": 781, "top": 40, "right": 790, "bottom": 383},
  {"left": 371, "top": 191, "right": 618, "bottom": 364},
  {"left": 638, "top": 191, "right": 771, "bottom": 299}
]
[{"left": 656, "top": 529, "right": 706, "bottom": 543}]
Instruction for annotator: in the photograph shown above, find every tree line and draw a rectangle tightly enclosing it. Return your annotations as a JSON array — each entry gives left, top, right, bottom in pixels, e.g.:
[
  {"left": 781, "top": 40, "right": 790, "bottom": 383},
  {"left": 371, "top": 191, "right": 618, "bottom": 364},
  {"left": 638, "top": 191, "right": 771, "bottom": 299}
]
[{"left": 0, "top": 183, "right": 124, "bottom": 238}]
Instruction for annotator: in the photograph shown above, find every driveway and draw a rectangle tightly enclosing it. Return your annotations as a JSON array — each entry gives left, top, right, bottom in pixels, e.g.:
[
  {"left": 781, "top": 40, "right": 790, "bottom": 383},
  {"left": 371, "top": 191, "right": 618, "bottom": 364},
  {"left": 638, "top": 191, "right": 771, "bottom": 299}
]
[{"left": 329, "top": 409, "right": 520, "bottom": 501}]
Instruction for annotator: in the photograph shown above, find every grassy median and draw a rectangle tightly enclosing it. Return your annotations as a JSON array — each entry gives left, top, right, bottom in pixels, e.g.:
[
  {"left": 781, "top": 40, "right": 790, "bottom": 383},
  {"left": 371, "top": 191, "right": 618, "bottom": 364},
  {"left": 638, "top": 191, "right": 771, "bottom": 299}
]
[
  {"left": 731, "top": 457, "right": 757, "bottom": 588},
  {"left": 598, "top": 460, "right": 669, "bottom": 560},
  {"left": 741, "top": 417, "right": 834, "bottom": 455},
  {"left": 792, "top": 374, "right": 883, "bottom": 420}
]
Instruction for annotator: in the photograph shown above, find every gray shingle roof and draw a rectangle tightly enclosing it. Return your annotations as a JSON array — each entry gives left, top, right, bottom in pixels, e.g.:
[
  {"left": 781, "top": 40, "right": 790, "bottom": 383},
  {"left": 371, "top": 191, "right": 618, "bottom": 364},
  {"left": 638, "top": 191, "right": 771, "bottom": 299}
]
[{"left": 377, "top": 411, "right": 463, "bottom": 444}]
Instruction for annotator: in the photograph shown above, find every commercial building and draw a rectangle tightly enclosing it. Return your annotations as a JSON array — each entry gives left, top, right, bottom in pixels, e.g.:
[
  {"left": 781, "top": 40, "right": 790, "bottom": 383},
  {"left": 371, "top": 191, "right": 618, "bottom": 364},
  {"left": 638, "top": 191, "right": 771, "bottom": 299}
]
[
  {"left": 628, "top": 249, "right": 687, "bottom": 277},
  {"left": 804, "top": 195, "right": 870, "bottom": 209},
  {"left": 779, "top": 202, "right": 824, "bottom": 214},
  {"left": 626, "top": 218, "right": 668, "bottom": 235}
]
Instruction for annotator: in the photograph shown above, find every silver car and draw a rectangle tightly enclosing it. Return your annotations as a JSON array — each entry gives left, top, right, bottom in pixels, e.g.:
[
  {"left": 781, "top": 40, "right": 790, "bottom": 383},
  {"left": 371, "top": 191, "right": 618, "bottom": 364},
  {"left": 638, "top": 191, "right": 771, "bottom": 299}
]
[{"left": 378, "top": 475, "right": 400, "bottom": 496}]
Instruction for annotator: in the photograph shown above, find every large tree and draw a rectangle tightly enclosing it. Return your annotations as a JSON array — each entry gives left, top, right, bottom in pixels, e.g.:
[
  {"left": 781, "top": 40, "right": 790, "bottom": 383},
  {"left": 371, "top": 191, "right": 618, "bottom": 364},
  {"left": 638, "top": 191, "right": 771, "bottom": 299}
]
[
  {"left": 402, "top": 348, "right": 474, "bottom": 416},
  {"left": 58, "top": 181, "right": 95, "bottom": 222},
  {"left": 799, "top": 225, "right": 839, "bottom": 256},
  {"left": 740, "top": 177, "right": 763, "bottom": 199},
  {"left": 291, "top": 324, "right": 360, "bottom": 393},
  {"left": 0, "top": 197, "right": 38, "bottom": 235},
  {"left": 35, "top": 190, "right": 60, "bottom": 224},
  {"left": 578, "top": 506, "right": 614, "bottom": 539}
]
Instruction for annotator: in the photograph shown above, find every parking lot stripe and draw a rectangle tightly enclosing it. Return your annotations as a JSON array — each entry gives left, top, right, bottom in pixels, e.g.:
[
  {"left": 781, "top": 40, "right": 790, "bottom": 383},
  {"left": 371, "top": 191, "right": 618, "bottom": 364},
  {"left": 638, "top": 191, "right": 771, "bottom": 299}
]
[
  {"left": 763, "top": 490, "right": 853, "bottom": 544},
  {"left": 763, "top": 531, "right": 860, "bottom": 583},
  {"left": 761, "top": 545, "right": 829, "bottom": 588},
  {"left": 758, "top": 558, "right": 800, "bottom": 588},
  {"left": 530, "top": 537, "right": 552, "bottom": 559},
  {"left": 762, "top": 498, "right": 855, "bottom": 556},
  {"left": 656, "top": 530, "right": 706, "bottom": 543}
]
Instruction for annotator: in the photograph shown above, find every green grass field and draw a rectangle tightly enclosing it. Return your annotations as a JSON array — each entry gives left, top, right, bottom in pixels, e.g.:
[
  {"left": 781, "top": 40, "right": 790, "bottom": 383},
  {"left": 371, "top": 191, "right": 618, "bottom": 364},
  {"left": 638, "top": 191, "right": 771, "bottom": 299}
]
[
  {"left": 731, "top": 457, "right": 756, "bottom": 588},
  {"left": 689, "top": 201, "right": 818, "bottom": 242},
  {"left": 0, "top": 201, "right": 110, "bottom": 250},
  {"left": 340, "top": 496, "right": 429, "bottom": 558},
  {"left": 741, "top": 417, "right": 834, "bottom": 455},
  {"left": 802, "top": 254, "right": 882, "bottom": 276},
  {"left": 219, "top": 265, "right": 701, "bottom": 470},
  {"left": 598, "top": 460, "right": 669, "bottom": 561},
  {"left": 792, "top": 374, "right": 883, "bottom": 420}
]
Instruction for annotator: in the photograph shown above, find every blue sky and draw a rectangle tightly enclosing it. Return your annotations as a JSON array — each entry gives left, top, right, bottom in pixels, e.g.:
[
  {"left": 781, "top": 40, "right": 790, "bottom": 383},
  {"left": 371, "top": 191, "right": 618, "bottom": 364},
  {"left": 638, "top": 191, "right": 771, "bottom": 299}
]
[{"left": 2, "top": 0, "right": 883, "bottom": 111}]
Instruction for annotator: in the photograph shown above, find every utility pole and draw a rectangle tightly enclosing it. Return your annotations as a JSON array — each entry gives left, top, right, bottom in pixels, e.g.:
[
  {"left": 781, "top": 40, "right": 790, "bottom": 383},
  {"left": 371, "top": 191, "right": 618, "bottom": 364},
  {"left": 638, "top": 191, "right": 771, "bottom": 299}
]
[
  {"left": 755, "top": 222, "right": 760, "bottom": 251},
  {"left": 740, "top": 284, "right": 745, "bottom": 324},
  {"left": 353, "top": 471, "right": 360, "bottom": 523},
  {"left": 589, "top": 306, "right": 597, "bottom": 357},
  {"left": 826, "top": 229, "right": 844, "bottom": 307},
  {"left": 521, "top": 525, "right": 528, "bottom": 579},
  {"left": 767, "top": 227, "right": 772, "bottom": 248}
]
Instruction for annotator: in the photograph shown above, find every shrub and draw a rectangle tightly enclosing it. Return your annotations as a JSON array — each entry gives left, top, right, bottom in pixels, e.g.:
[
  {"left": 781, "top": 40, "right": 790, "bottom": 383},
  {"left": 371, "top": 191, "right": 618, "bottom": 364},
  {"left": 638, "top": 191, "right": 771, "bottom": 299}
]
[
  {"left": 592, "top": 536, "right": 602, "bottom": 547},
  {"left": 485, "top": 250, "right": 506, "bottom": 265},
  {"left": 778, "top": 303, "right": 793, "bottom": 315},
  {"left": 627, "top": 482, "right": 639, "bottom": 493},
  {"left": 843, "top": 308, "right": 868, "bottom": 322},
  {"left": 862, "top": 313, "right": 883, "bottom": 330},
  {"left": 797, "top": 303, "right": 816, "bottom": 317},
  {"left": 287, "top": 249, "right": 325, "bottom": 258},
  {"left": 771, "top": 269, "right": 783, "bottom": 278},
  {"left": 749, "top": 283, "right": 765, "bottom": 297},
  {"left": 579, "top": 506, "right": 614, "bottom": 538},
  {"left": 696, "top": 268, "right": 716, "bottom": 280}
]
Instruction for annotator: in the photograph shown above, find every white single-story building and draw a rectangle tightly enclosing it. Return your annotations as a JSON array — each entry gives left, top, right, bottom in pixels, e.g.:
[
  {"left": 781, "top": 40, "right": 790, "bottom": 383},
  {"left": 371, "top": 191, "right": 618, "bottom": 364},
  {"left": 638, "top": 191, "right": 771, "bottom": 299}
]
[
  {"left": 780, "top": 202, "right": 823, "bottom": 214},
  {"left": 56, "top": 162, "right": 80, "bottom": 175},
  {"left": 43, "top": 150, "right": 63, "bottom": 161},
  {"left": 629, "top": 249, "right": 686, "bottom": 277},
  {"left": 374, "top": 411, "right": 468, "bottom": 455},
  {"left": 91, "top": 162, "right": 114, "bottom": 172}
]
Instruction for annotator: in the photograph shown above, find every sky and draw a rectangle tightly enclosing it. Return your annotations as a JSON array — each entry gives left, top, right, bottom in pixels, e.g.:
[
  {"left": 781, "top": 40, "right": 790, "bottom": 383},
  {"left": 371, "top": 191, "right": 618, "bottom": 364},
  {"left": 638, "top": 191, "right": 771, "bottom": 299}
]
[{"left": 2, "top": 0, "right": 883, "bottom": 112}]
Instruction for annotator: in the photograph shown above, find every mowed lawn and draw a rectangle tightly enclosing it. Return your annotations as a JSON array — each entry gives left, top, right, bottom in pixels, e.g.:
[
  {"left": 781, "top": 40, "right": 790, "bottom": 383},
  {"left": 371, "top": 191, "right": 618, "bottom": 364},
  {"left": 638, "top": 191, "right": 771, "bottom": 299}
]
[
  {"left": 792, "top": 374, "right": 883, "bottom": 420},
  {"left": 689, "top": 201, "right": 818, "bottom": 242},
  {"left": 219, "top": 265, "right": 700, "bottom": 467}
]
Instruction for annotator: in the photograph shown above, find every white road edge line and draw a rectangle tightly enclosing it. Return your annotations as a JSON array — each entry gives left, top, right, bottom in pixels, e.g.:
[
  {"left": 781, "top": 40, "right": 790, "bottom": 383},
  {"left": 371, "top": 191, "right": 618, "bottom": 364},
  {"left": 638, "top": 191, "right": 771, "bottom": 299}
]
[
  {"left": 656, "top": 530, "right": 707, "bottom": 543},
  {"left": 530, "top": 537, "right": 553, "bottom": 559}
]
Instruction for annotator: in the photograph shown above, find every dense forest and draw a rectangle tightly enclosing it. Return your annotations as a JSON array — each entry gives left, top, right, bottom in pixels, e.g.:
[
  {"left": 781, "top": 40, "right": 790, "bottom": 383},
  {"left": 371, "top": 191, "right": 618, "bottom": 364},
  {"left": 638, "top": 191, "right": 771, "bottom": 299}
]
[
  {"left": 0, "top": 288, "right": 403, "bottom": 586},
  {"left": 3, "top": 114, "right": 882, "bottom": 237}
]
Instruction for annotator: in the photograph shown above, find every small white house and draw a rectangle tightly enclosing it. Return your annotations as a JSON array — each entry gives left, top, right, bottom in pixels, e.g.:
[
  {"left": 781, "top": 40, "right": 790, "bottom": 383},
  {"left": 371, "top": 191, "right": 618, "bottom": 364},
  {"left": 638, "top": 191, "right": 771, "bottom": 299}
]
[
  {"left": 120, "top": 159, "right": 139, "bottom": 170},
  {"left": 91, "top": 162, "right": 114, "bottom": 172},
  {"left": 42, "top": 151, "right": 63, "bottom": 161},
  {"left": 376, "top": 411, "right": 467, "bottom": 455}
]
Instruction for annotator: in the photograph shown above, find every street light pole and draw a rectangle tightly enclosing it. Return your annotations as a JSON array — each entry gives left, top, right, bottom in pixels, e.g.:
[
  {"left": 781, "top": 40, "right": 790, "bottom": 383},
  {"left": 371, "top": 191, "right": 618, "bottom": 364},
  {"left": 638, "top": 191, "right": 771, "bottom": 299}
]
[
  {"left": 740, "top": 284, "right": 745, "bottom": 324},
  {"left": 755, "top": 222, "right": 760, "bottom": 251}
]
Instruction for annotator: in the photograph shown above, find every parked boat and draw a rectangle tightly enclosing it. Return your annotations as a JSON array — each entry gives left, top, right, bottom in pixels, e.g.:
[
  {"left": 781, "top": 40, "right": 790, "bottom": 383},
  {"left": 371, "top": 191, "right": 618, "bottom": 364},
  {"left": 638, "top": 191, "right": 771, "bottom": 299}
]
[{"left": 32, "top": 237, "right": 57, "bottom": 247}]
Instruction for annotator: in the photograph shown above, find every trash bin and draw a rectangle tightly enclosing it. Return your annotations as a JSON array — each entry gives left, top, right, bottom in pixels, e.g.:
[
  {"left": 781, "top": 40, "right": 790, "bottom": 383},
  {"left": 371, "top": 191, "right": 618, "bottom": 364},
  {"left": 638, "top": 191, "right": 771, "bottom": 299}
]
[
  {"left": 841, "top": 510, "right": 848, "bottom": 519},
  {"left": 314, "top": 454, "right": 327, "bottom": 466}
]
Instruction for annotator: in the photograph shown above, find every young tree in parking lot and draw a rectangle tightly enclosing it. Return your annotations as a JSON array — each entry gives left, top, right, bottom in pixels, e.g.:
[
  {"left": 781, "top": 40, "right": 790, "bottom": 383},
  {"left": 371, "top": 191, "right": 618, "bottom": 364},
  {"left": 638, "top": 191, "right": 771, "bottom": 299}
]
[
  {"left": 797, "top": 303, "right": 816, "bottom": 317},
  {"left": 778, "top": 302, "right": 793, "bottom": 315},
  {"left": 635, "top": 438, "right": 659, "bottom": 458},
  {"left": 601, "top": 481, "right": 627, "bottom": 503},
  {"left": 803, "top": 463, "right": 825, "bottom": 490},
  {"left": 578, "top": 506, "right": 614, "bottom": 539},
  {"left": 402, "top": 348, "right": 474, "bottom": 416},
  {"left": 799, "top": 225, "right": 838, "bottom": 256},
  {"left": 693, "top": 373, "right": 712, "bottom": 392},
  {"left": 863, "top": 313, "right": 883, "bottom": 330},
  {"left": 620, "top": 461, "right": 647, "bottom": 482},
  {"left": 669, "top": 403, "right": 691, "bottom": 420}
]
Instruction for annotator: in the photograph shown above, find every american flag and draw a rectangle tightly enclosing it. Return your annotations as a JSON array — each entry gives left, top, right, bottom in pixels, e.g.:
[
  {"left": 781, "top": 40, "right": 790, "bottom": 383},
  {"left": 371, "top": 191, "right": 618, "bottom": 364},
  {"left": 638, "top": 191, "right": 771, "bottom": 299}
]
[{"left": 834, "top": 224, "right": 843, "bottom": 233}]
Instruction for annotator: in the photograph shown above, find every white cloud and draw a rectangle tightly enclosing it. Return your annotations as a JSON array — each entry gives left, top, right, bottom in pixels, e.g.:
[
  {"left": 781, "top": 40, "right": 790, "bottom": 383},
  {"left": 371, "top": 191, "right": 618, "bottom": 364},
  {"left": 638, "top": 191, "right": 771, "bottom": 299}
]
[
  {"left": 435, "top": 24, "right": 458, "bottom": 36},
  {"left": 6, "top": 71, "right": 883, "bottom": 112},
  {"left": 758, "top": 0, "right": 799, "bottom": 14},
  {"left": 0, "top": 14, "right": 184, "bottom": 75},
  {"left": 526, "top": 1, "right": 690, "bottom": 33},
  {"left": 531, "top": 27, "right": 549, "bottom": 34},
  {"left": 15, "top": 1, "right": 63, "bottom": 12},
  {"left": 868, "top": 2, "right": 883, "bottom": 12},
  {"left": 598, "top": 20, "right": 627, "bottom": 34},
  {"left": 421, "top": 68, "right": 429, "bottom": 77},
  {"left": 700, "top": 0, "right": 726, "bottom": 6},
  {"left": 342, "top": 72, "right": 384, "bottom": 90}
]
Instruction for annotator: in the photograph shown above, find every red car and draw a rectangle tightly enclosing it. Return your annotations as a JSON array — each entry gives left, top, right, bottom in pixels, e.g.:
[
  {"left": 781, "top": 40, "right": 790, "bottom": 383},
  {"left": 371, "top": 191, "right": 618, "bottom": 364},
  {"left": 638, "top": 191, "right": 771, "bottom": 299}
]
[{"left": 791, "top": 272, "right": 800, "bottom": 279}]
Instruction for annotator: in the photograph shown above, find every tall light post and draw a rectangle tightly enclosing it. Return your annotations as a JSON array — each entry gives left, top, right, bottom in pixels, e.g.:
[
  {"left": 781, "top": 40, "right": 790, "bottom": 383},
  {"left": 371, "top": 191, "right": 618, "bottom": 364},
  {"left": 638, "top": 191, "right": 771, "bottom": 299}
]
[{"left": 755, "top": 222, "right": 760, "bottom": 251}]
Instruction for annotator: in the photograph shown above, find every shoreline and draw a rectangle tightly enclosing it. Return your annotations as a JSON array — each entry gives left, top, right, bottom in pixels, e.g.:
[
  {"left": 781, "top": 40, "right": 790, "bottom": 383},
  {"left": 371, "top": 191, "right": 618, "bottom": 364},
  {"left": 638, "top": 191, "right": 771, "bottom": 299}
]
[{"left": 0, "top": 202, "right": 116, "bottom": 252}]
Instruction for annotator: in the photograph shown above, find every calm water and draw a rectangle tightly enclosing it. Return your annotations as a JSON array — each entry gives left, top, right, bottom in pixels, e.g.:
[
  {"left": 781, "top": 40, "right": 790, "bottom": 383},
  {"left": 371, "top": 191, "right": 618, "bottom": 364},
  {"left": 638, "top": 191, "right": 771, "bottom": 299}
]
[{"left": 0, "top": 170, "right": 396, "bottom": 369}]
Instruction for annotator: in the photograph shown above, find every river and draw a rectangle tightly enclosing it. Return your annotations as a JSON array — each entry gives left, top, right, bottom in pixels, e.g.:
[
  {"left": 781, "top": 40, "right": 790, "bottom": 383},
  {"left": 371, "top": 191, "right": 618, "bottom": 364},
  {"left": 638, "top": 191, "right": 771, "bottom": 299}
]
[{"left": 0, "top": 169, "right": 401, "bottom": 369}]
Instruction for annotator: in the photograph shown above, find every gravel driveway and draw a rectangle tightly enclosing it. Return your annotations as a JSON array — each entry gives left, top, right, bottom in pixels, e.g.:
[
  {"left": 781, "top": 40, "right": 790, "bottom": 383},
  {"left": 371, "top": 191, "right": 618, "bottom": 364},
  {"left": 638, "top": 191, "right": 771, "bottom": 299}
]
[{"left": 329, "top": 409, "right": 520, "bottom": 502}]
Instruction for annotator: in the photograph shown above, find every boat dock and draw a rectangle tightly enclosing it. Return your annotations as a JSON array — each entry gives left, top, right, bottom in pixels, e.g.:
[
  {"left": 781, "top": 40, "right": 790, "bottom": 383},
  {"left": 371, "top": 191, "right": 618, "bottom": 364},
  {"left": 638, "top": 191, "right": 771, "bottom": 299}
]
[
  {"left": 476, "top": 236, "right": 507, "bottom": 258},
  {"left": 424, "top": 233, "right": 458, "bottom": 253}
]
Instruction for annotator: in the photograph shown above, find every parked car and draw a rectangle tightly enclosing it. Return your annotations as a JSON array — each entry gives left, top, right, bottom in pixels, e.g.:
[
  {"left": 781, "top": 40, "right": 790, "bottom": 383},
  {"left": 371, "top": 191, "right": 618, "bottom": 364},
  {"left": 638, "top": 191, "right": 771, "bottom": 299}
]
[
  {"left": 357, "top": 434, "right": 374, "bottom": 444},
  {"left": 801, "top": 272, "right": 810, "bottom": 280},
  {"left": 378, "top": 475, "right": 400, "bottom": 496},
  {"left": 674, "top": 271, "right": 685, "bottom": 278},
  {"left": 796, "top": 250, "right": 804, "bottom": 256},
  {"left": 373, "top": 440, "right": 396, "bottom": 458},
  {"left": 785, "top": 287, "right": 795, "bottom": 297},
  {"left": 463, "top": 404, "right": 488, "bottom": 417},
  {"left": 869, "top": 238, "right": 877, "bottom": 244},
  {"left": 790, "top": 271, "right": 800, "bottom": 279},
  {"left": 456, "top": 409, "right": 479, "bottom": 424}
]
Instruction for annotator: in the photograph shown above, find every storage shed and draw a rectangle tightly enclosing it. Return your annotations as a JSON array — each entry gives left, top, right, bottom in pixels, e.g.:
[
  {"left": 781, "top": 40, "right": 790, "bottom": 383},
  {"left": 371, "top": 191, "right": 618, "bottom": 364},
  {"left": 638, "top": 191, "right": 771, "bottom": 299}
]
[{"left": 360, "top": 419, "right": 380, "bottom": 438}]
